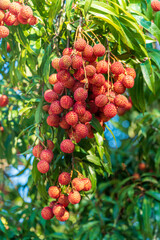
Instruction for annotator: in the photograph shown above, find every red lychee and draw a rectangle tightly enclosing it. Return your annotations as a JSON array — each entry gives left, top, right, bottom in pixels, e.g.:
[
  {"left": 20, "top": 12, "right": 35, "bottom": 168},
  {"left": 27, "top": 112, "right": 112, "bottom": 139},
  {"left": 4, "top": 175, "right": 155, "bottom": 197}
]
[
  {"left": 68, "top": 191, "right": 81, "bottom": 204},
  {"left": 41, "top": 207, "right": 54, "bottom": 220},
  {"left": 49, "top": 101, "right": 63, "bottom": 115},
  {"left": 72, "top": 178, "right": 84, "bottom": 191},
  {"left": 88, "top": 100, "right": 98, "bottom": 114},
  {"left": 85, "top": 65, "right": 96, "bottom": 77},
  {"left": 103, "top": 103, "right": 117, "bottom": 118},
  {"left": 53, "top": 204, "right": 65, "bottom": 217},
  {"left": 48, "top": 186, "right": 61, "bottom": 199},
  {"left": 47, "top": 140, "right": 54, "bottom": 150},
  {"left": 9, "top": 2, "right": 22, "bottom": 15},
  {"left": 114, "top": 81, "right": 126, "bottom": 94},
  {"left": 111, "top": 62, "right": 125, "bottom": 76},
  {"left": 0, "top": 10, "right": 5, "bottom": 22},
  {"left": 106, "top": 91, "right": 116, "bottom": 103},
  {"left": 92, "top": 73, "right": 105, "bottom": 87},
  {"left": 60, "top": 95, "right": 73, "bottom": 109},
  {"left": 58, "top": 172, "right": 71, "bottom": 185},
  {"left": 82, "top": 44, "right": 93, "bottom": 58},
  {"left": 96, "top": 60, "right": 108, "bottom": 74},
  {"left": 74, "top": 87, "right": 88, "bottom": 102},
  {"left": 84, "top": 54, "right": 97, "bottom": 63},
  {"left": 114, "top": 94, "right": 128, "bottom": 108},
  {"left": 44, "top": 89, "right": 58, "bottom": 103},
  {"left": 40, "top": 149, "right": 54, "bottom": 163},
  {"left": 82, "top": 178, "right": 92, "bottom": 191},
  {"left": 0, "top": 0, "right": 10, "bottom": 10},
  {"left": 73, "top": 102, "right": 86, "bottom": 116},
  {"left": 139, "top": 163, "right": 146, "bottom": 171},
  {"left": 59, "top": 55, "right": 72, "bottom": 69},
  {"left": 27, "top": 16, "right": 38, "bottom": 25},
  {"left": 49, "top": 201, "right": 57, "bottom": 208},
  {"left": 0, "top": 95, "right": 9, "bottom": 107},
  {"left": 37, "top": 160, "right": 50, "bottom": 174},
  {"left": 60, "top": 139, "right": 75, "bottom": 153},
  {"left": 117, "top": 107, "right": 126, "bottom": 116},
  {"left": 17, "top": 13, "right": 28, "bottom": 24},
  {"left": 125, "top": 67, "right": 136, "bottom": 79},
  {"left": 63, "top": 76, "right": 75, "bottom": 89},
  {"left": 85, "top": 123, "right": 94, "bottom": 138},
  {"left": 73, "top": 68, "right": 85, "bottom": 81},
  {"left": 19, "top": 5, "right": 33, "bottom": 19},
  {"left": 59, "top": 116, "right": 70, "bottom": 129},
  {"left": 53, "top": 82, "right": 64, "bottom": 95},
  {"left": 72, "top": 81, "right": 84, "bottom": 92},
  {"left": 0, "top": 26, "right": 9, "bottom": 38},
  {"left": 74, "top": 38, "right": 87, "bottom": 51},
  {"left": 79, "top": 110, "right": 92, "bottom": 123},
  {"left": 49, "top": 74, "right": 58, "bottom": 85},
  {"left": 56, "top": 210, "right": 69, "bottom": 222},
  {"left": 114, "top": 73, "right": 125, "bottom": 82},
  {"left": 125, "top": 101, "right": 132, "bottom": 111},
  {"left": 47, "top": 114, "right": 60, "bottom": 127},
  {"left": 51, "top": 58, "right": 60, "bottom": 71},
  {"left": 65, "top": 111, "right": 78, "bottom": 126},
  {"left": 133, "top": 173, "right": 140, "bottom": 180},
  {"left": 68, "top": 130, "right": 82, "bottom": 143},
  {"left": 95, "top": 94, "right": 108, "bottom": 107},
  {"left": 75, "top": 124, "right": 88, "bottom": 139},
  {"left": 62, "top": 48, "right": 73, "bottom": 56},
  {"left": 92, "top": 85, "right": 106, "bottom": 96},
  {"left": 7, "top": 42, "right": 11, "bottom": 52},
  {"left": 93, "top": 44, "right": 106, "bottom": 57},
  {"left": 122, "top": 75, "right": 134, "bottom": 88},
  {"left": 58, "top": 194, "right": 70, "bottom": 207},
  {"left": 57, "top": 70, "right": 70, "bottom": 83},
  {"left": 151, "top": 0, "right": 160, "bottom": 11},
  {"left": 32, "top": 144, "right": 43, "bottom": 158},
  {"left": 72, "top": 56, "right": 83, "bottom": 69}
]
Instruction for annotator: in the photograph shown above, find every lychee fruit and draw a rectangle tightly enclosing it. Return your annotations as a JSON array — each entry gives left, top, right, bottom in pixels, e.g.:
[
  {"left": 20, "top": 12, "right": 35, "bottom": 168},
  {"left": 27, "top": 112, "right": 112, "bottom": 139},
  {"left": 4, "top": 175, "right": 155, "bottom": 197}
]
[
  {"left": 84, "top": 54, "right": 97, "bottom": 63},
  {"left": 65, "top": 111, "right": 78, "bottom": 126},
  {"left": 27, "top": 16, "right": 38, "bottom": 25},
  {"left": 37, "top": 160, "right": 50, "bottom": 174},
  {"left": 125, "top": 101, "right": 132, "bottom": 111},
  {"left": 92, "top": 73, "right": 105, "bottom": 87},
  {"left": 74, "top": 38, "right": 87, "bottom": 51},
  {"left": 32, "top": 144, "right": 43, "bottom": 158},
  {"left": 0, "top": 95, "right": 9, "bottom": 107},
  {"left": 56, "top": 210, "right": 69, "bottom": 222},
  {"left": 75, "top": 124, "right": 88, "bottom": 139},
  {"left": 60, "top": 95, "right": 73, "bottom": 109},
  {"left": 62, "top": 48, "right": 73, "bottom": 56},
  {"left": 114, "top": 81, "right": 126, "bottom": 94},
  {"left": 49, "top": 74, "right": 58, "bottom": 85},
  {"left": 114, "top": 73, "right": 125, "bottom": 82},
  {"left": 79, "top": 110, "right": 92, "bottom": 123},
  {"left": 51, "top": 58, "right": 60, "bottom": 71},
  {"left": 40, "top": 149, "right": 54, "bottom": 163},
  {"left": 17, "top": 13, "right": 28, "bottom": 24},
  {"left": 125, "top": 67, "right": 136, "bottom": 79},
  {"left": 133, "top": 173, "right": 140, "bottom": 180},
  {"left": 47, "top": 114, "right": 60, "bottom": 127},
  {"left": 9, "top": 2, "right": 22, "bottom": 15},
  {"left": 72, "top": 178, "right": 84, "bottom": 191},
  {"left": 58, "top": 194, "right": 70, "bottom": 207},
  {"left": 19, "top": 5, "right": 33, "bottom": 19},
  {"left": 122, "top": 75, "right": 134, "bottom": 88},
  {"left": 111, "top": 62, "right": 125, "bottom": 76},
  {"left": 53, "top": 82, "right": 64, "bottom": 95},
  {"left": 93, "top": 44, "right": 106, "bottom": 57},
  {"left": 82, "top": 178, "right": 92, "bottom": 191},
  {"left": 63, "top": 76, "right": 75, "bottom": 89},
  {"left": 117, "top": 107, "right": 126, "bottom": 116},
  {"left": 114, "top": 94, "right": 128, "bottom": 108},
  {"left": 139, "top": 163, "right": 146, "bottom": 171},
  {"left": 72, "top": 81, "right": 84, "bottom": 92},
  {"left": 73, "top": 102, "right": 86, "bottom": 116},
  {"left": 85, "top": 123, "right": 94, "bottom": 138},
  {"left": 95, "top": 94, "right": 108, "bottom": 107},
  {"left": 58, "top": 172, "right": 71, "bottom": 185},
  {"left": 73, "top": 68, "right": 85, "bottom": 81},
  {"left": 41, "top": 207, "right": 54, "bottom": 220},
  {"left": 88, "top": 100, "right": 98, "bottom": 114},
  {"left": 60, "top": 139, "right": 75, "bottom": 153},
  {"left": 96, "top": 60, "right": 108, "bottom": 74},
  {"left": 82, "top": 44, "right": 93, "bottom": 58},
  {"left": 0, "top": 10, "right": 5, "bottom": 22},
  {"left": 49, "top": 101, "right": 63, "bottom": 115},
  {"left": 0, "top": 26, "right": 9, "bottom": 38},
  {"left": 103, "top": 103, "right": 117, "bottom": 118},
  {"left": 47, "top": 140, "right": 54, "bottom": 150},
  {"left": 44, "top": 89, "right": 58, "bottom": 103},
  {"left": 48, "top": 186, "right": 61, "bottom": 199},
  {"left": 59, "top": 116, "right": 70, "bottom": 129},
  {"left": 68, "top": 191, "right": 81, "bottom": 204},
  {"left": 0, "top": 0, "right": 10, "bottom": 10},
  {"left": 49, "top": 201, "right": 57, "bottom": 208},
  {"left": 7, "top": 42, "right": 11, "bottom": 52},
  {"left": 74, "top": 87, "right": 88, "bottom": 102},
  {"left": 57, "top": 70, "right": 70, "bottom": 83},
  {"left": 53, "top": 204, "right": 65, "bottom": 217},
  {"left": 59, "top": 55, "right": 72, "bottom": 69},
  {"left": 85, "top": 65, "right": 96, "bottom": 77},
  {"left": 151, "top": 0, "right": 160, "bottom": 11},
  {"left": 68, "top": 129, "right": 82, "bottom": 143},
  {"left": 92, "top": 85, "right": 105, "bottom": 96},
  {"left": 72, "top": 56, "right": 83, "bottom": 69}
]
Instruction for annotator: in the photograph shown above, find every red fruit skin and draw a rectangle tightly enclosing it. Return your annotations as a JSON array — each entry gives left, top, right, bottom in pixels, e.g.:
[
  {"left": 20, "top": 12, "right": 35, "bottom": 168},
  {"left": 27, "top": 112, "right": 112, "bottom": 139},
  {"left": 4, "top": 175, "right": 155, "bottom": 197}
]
[
  {"left": 75, "top": 124, "right": 88, "bottom": 139},
  {"left": 0, "top": 10, "right": 5, "bottom": 22},
  {"left": 95, "top": 94, "right": 108, "bottom": 107},
  {"left": 37, "top": 160, "right": 50, "bottom": 173},
  {"left": 58, "top": 194, "right": 70, "bottom": 207},
  {"left": 114, "top": 95, "right": 128, "bottom": 108},
  {"left": 40, "top": 149, "right": 54, "bottom": 163},
  {"left": 59, "top": 116, "right": 70, "bottom": 129},
  {"left": 133, "top": 173, "right": 140, "bottom": 180},
  {"left": 85, "top": 123, "right": 94, "bottom": 138},
  {"left": 56, "top": 210, "right": 69, "bottom": 222},
  {"left": 53, "top": 204, "right": 65, "bottom": 217},
  {"left": 47, "top": 140, "right": 54, "bottom": 150},
  {"left": 83, "top": 44, "right": 93, "bottom": 58},
  {"left": 151, "top": 0, "right": 160, "bottom": 11},
  {"left": 19, "top": 5, "right": 33, "bottom": 19},
  {"left": 49, "top": 201, "right": 57, "bottom": 208},
  {"left": 72, "top": 81, "right": 84, "bottom": 92},
  {"left": 48, "top": 186, "right": 61, "bottom": 199},
  {"left": 49, "top": 74, "right": 58, "bottom": 85},
  {"left": 73, "top": 68, "right": 85, "bottom": 81},
  {"left": 27, "top": 16, "right": 38, "bottom": 25},
  {"left": 88, "top": 100, "right": 98, "bottom": 114},
  {"left": 117, "top": 107, "right": 126, "bottom": 116},
  {"left": 84, "top": 54, "right": 97, "bottom": 63},
  {"left": 63, "top": 48, "right": 73, "bottom": 56},
  {"left": 74, "top": 38, "right": 87, "bottom": 51},
  {"left": 60, "top": 95, "right": 73, "bottom": 109},
  {"left": 114, "top": 81, "right": 126, "bottom": 94},
  {"left": 125, "top": 67, "right": 136, "bottom": 79},
  {"left": 9, "top": 2, "right": 22, "bottom": 15},
  {"left": 111, "top": 62, "right": 125, "bottom": 76},
  {"left": 0, "top": 95, "right": 9, "bottom": 107},
  {"left": 63, "top": 76, "right": 75, "bottom": 89},
  {"left": 65, "top": 111, "right": 78, "bottom": 126},
  {"left": 0, "top": 0, "right": 10, "bottom": 10},
  {"left": 0, "top": 26, "right": 9, "bottom": 38},
  {"left": 74, "top": 87, "right": 88, "bottom": 102},
  {"left": 85, "top": 65, "right": 96, "bottom": 77},
  {"left": 47, "top": 114, "right": 60, "bottom": 127},
  {"left": 68, "top": 130, "right": 82, "bottom": 143},
  {"left": 58, "top": 172, "right": 71, "bottom": 185},
  {"left": 139, "top": 163, "right": 146, "bottom": 171},
  {"left": 59, "top": 55, "right": 72, "bottom": 69},
  {"left": 49, "top": 101, "right": 63, "bottom": 115},
  {"left": 122, "top": 75, "right": 134, "bottom": 88},
  {"left": 114, "top": 73, "right": 125, "bottom": 82},
  {"left": 103, "top": 103, "right": 117, "bottom": 118},
  {"left": 32, "top": 145, "right": 43, "bottom": 158},
  {"left": 68, "top": 191, "right": 81, "bottom": 204},
  {"left": 41, "top": 207, "right": 54, "bottom": 220},
  {"left": 93, "top": 44, "right": 106, "bottom": 57},
  {"left": 51, "top": 58, "right": 60, "bottom": 71},
  {"left": 82, "top": 178, "right": 92, "bottom": 191},
  {"left": 72, "top": 56, "right": 83, "bottom": 69},
  {"left": 44, "top": 90, "right": 58, "bottom": 103},
  {"left": 96, "top": 60, "right": 108, "bottom": 74},
  {"left": 125, "top": 101, "right": 132, "bottom": 111},
  {"left": 60, "top": 139, "right": 75, "bottom": 153},
  {"left": 92, "top": 85, "right": 106, "bottom": 96},
  {"left": 57, "top": 70, "right": 70, "bottom": 83},
  {"left": 53, "top": 82, "right": 64, "bottom": 95},
  {"left": 4, "top": 12, "right": 17, "bottom": 26},
  {"left": 72, "top": 178, "right": 84, "bottom": 191},
  {"left": 7, "top": 42, "right": 11, "bottom": 52},
  {"left": 79, "top": 111, "right": 92, "bottom": 123},
  {"left": 17, "top": 13, "right": 28, "bottom": 24},
  {"left": 92, "top": 73, "right": 105, "bottom": 87},
  {"left": 73, "top": 102, "right": 86, "bottom": 116}
]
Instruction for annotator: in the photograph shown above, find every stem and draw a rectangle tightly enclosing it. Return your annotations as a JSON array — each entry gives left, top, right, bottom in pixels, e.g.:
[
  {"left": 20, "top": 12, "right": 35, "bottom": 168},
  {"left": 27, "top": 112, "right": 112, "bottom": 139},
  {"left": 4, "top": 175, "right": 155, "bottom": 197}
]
[
  {"left": 84, "top": 25, "right": 101, "bottom": 43},
  {"left": 82, "top": 30, "right": 96, "bottom": 45},
  {"left": 106, "top": 38, "right": 110, "bottom": 96}
]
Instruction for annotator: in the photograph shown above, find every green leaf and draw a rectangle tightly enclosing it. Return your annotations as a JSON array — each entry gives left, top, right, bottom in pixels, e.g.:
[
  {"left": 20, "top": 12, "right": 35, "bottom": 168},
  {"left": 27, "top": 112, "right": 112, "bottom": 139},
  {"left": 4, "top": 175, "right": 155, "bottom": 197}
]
[
  {"left": 140, "top": 60, "right": 155, "bottom": 93},
  {"left": 90, "top": 116, "right": 103, "bottom": 134},
  {"left": 0, "top": 219, "right": 5, "bottom": 233},
  {"left": 142, "top": 197, "right": 153, "bottom": 238},
  {"left": 84, "top": 0, "right": 93, "bottom": 16},
  {"left": 86, "top": 154, "right": 101, "bottom": 166},
  {"left": 32, "top": 158, "right": 41, "bottom": 183},
  {"left": 35, "top": 98, "right": 43, "bottom": 124},
  {"left": 38, "top": 181, "right": 48, "bottom": 201},
  {"left": 48, "top": 0, "right": 61, "bottom": 28},
  {"left": 66, "top": 0, "right": 74, "bottom": 20},
  {"left": 145, "top": 191, "right": 160, "bottom": 202}
]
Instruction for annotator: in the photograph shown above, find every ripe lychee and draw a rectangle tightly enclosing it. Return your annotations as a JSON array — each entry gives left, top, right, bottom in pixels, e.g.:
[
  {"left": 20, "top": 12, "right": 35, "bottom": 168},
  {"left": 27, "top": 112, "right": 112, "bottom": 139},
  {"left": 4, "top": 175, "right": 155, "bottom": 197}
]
[
  {"left": 49, "top": 101, "right": 63, "bottom": 115},
  {"left": 65, "top": 111, "right": 78, "bottom": 126},
  {"left": 72, "top": 178, "right": 84, "bottom": 191},
  {"left": 0, "top": 95, "right": 9, "bottom": 107},
  {"left": 0, "top": 26, "right": 9, "bottom": 38},
  {"left": 47, "top": 114, "right": 60, "bottom": 127},
  {"left": 48, "top": 186, "right": 61, "bottom": 199},
  {"left": 7, "top": 42, "right": 11, "bottom": 52},
  {"left": 88, "top": 100, "right": 98, "bottom": 114},
  {"left": 111, "top": 62, "right": 125, "bottom": 76},
  {"left": 82, "top": 44, "right": 93, "bottom": 58},
  {"left": 27, "top": 16, "right": 38, "bottom": 25},
  {"left": 84, "top": 54, "right": 97, "bottom": 63},
  {"left": 9, "top": 2, "right": 22, "bottom": 15},
  {"left": 133, "top": 173, "right": 140, "bottom": 180},
  {"left": 114, "top": 73, "right": 125, "bottom": 82},
  {"left": 58, "top": 194, "right": 70, "bottom": 207},
  {"left": 73, "top": 102, "right": 86, "bottom": 116},
  {"left": 92, "top": 73, "right": 105, "bottom": 87},
  {"left": 49, "top": 74, "right": 58, "bottom": 85},
  {"left": 44, "top": 89, "right": 58, "bottom": 103},
  {"left": 122, "top": 75, "right": 134, "bottom": 88},
  {"left": 74, "top": 38, "right": 87, "bottom": 51},
  {"left": 151, "top": 0, "right": 160, "bottom": 11},
  {"left": 75, "top": 124, "right": 88, "bottom": 139},
  {"left": 56, "top": 210, "right": 69, "bottom": 222},
  {"left": 95, "top": 94, "right": 108, "bottom": 107},
  {"left": 19, "top": 5, "right": 33, "bottom": 19},
  {"left": 117, "top": 107, "right": 126, "bottom": 116},
  {"left": 59, "top": 116, "right": 70, "bottom": 129},
  {"left": 57, "top": 70, "right": 70, "bottom": 83},
  {"left": 63, "top": 76, "right": 75, "bottom": 89},
  {"left": 125, "top": 67, "right": 136, "bottom": 79},
  {"left": 49, "top": 201, "right": 57, "bottom": 208},
  {"left": 60, "top": 139, "right": 75, "bottom": 153},
  {"left": 53, "top": 82, "right": 64, "bottom": 95},
  {"left": 93, "top": 44, "right": 106, "bottom": 57},
  {"left": 40, "top": 149, "right": 54, "bottom": 163},
  {"left": 82, "top": 178, "right": 92, "bottom": 191},
  {"left": 58, "top": 172, "right": 71, "bottom": 185},
  {"left": 17, "top": 13, "right": 28, "bottom": 24},
  {"left": 114, "top": 94, "right": 128, "bottom": 108},
  {"left": 85, "top": 65, "right": 96, "bottom": 77},
  {"left": 79, "top": 110, "right": 92, "bottom": 123},
  {"left": 139, "top": 163, "right": 146, "bottom": 171},
  {"left": 125, "top": 101, "right": 132, "bottom": 111},
  {"left": 114, "top": 81, "right": 126, "bottom": 94},
  {"left": 85, "top": 123, "right": 94, "bottom": 138},
  {"left": 53, "top": 204, "right": 65, "bottom": 217},
  {"left": 51, "top": 58, "right": 60, "bottom": 71},
  {"left": 72, "top": 81, "right": 84, "bottom": 92},
  {"left": 32, "top": 144, "right": 43, "bottom": 158},
  {"left": 60, "top": 95, "right": 73, "bottom": 109},
  {"left": 68, "top": 191, "right": 81, "bottom": 204},
  {"left": 73, "top": 68, "right": 85, "bottom": 81},
  {"left": 37, "top": 160, "right": 50, "bottom": 174},
  {"left": 62, "top": 48, "right": 73, "bottom": 56},
  {"left": 92, "top": 85, "right": 105, "bottom": 96},
  {"left": 47, "top": 140, "right": 54, "bottom": 150},
  {"left": 0, "top": 10, "right": 5, "bottom": 22},
  {"left": 41, "top": 207, "right": 54, "bottom": 220},
  {"left": 74, "top": 87, "right": 88, "bottom": 102},
  {"left": 103, "top": 103, "right": 117, "bottom": 118},
  {"left": 0, "top": 0, "right": 10, "bottom": 10},
  {"left": 68, "top": 129, "right": 82, "bottom": 143},
  {"left": 59, "top": 55, "right": 72, "bottom": 69},
  {"left": 72, "top": 56, "right": 83, "bottom": 69},
  {"left": 96, "top": 60, "right": 108, "bottom": 74}
]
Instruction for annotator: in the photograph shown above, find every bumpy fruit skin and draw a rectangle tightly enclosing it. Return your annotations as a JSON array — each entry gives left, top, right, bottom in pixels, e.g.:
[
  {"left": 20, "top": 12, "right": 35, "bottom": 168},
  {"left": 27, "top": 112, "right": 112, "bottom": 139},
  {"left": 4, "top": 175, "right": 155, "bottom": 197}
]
[
  {"left": 63, "top": 48, "right": 73, "bottom": 56},
  {"left": 0, "top": 95, "right": 9, "bottom": 107},
  {"left": 151, "top": 0, "right": 160, "bottom": 11},
  {"left": 58, "top": 194, "right": 70, "bottom": 207},
  {"left": 53, "top": 204, "right": 65, "bottom": 217},
  {"left": 92, "top": 73, "right": 105, "bottom": 87},
  {"left": 72, "top": 178, "right": 84, "bottom": 191},
  {"left": 0, "top": 10, "right": 5, "bottom": 22},
  {"left": 58, "top": 172, "right": 71, "bottom": 185},
  {"left": 103, "top": 103, "right": 117, "bottom": 118},
  {"left": 75, "top": 124, "right": 88, "bottom": 139},
  {"left": 117, "top": 107, "right": 126, "bottom": 116},
  {"left": 114, "top": 73, "right": 125, "bottom": 82},
  {"left": 68, "top": 191, "right": 81, "bottom": 204},
  {"left": 122, "top": 75, "right": 134, "bottom": 88},
  {"left": 51, "top": 58, "right": 60, "bottom": 71},
  {"left": 73, "top": 102, "right": 86, "bottom": 116},
  {"left": 74, "top": 38, "right": 87, "bottom": 51},
  {"left": 27, "top": 16, "right": 38, "bottom": 25},
  {"left": 96, "top": 60, "right": 108, "bottom": 74},
  {"left": 73, "top": 68, "right": 85, "bottom": 81},
  {"left": 93, "top": 44, "right": 106, "bottom": 57},
  {"left": 32, "top": 144, "right": 43, "bottom": 158},
  {"left": 79, "top": 110, "right": 92, "bottom": 123},
  {"left": 59, "top": 116, "right": 70, "bottom": 129},
  {"left": 49, "top": 74, "right": 58, "bottom": 85},
  {"left": 56, "top": 210, "right": 69, "bottom": 222},
  {"left": 60, "top": 95, "right": 73, "bottom": 109},
  {"left": 53, "top": 82, "right": 64, "bottom": 95},
  {"left": 47, "top": 114, "right": 60, "bottom": 127},
  {"left": 95, "top": 94, "right": 108, "bottom": 107},
  {"left": 114, "top": 81, "right": 126, "bottom": 94},
  {"left": 60, "top": 139, "right": 75, "bottom": 153},
  {"left": 17, "top": 13, "right": 28, "bottom": 24},
  {"left": 49, "top": 201, "right": 57, "bottom": 208},
  {"left": 111, "top": 62, "right": 125, "bottom": 76},
  {"left": 47, "top": 140, "right": 54, "bottom": 150},
  {"left": 44, "top": 90, "right": 58, "bottom": 103},
  {"left": 63, "top": 76, "right": 75, "bottom": 89},
  {"left": 37, "top": 160, "right": 50, "bottom": 173},
  {"left": 48, "top": 186, "right": 61, "bottom": 199},
  {"left": 72, "top": 56, "right": 83, "bottom": 69},
  {"left": 57, "top": 70, "right": 70, "bottom": 83},
  {"left": 68, "top": 129, "right": 82, "bottom": 143},
  {"left": 0, "top": 0, "right": 10, "bottom": 10},
  {"left": 88, "top": 100, "right": 98, "bottom": 114},
  {"left": 83, "top": 44, "right": 93, "bottom": 58},
  {"left": 125, "top": 67, "right": 136, "bottom": 79},
  {"left": 114, "top": 94, "right": 128, "bottom": 108},
  {"left": 41, "top": 207, "right": 54, "bottom": 220},
  {"left": 9, "top": 2, "right": 22, "bottom": 15},
  {"left": 74, "top": 87, "right": 88, "bottom": 102},
  {"left": 59, "top": 55, "right": 72, "bottom": 69},
  {"left": 0, "top": 26, "right": 9, "bottom": 38},
  {"left": 65, "top": 111, "right": 78, "bottom": 126},
  {"left": 40, "top": 149, "right": 54, "bottom": 163},
  {"left": 82, "top": 178, "right": 92, "bottom": 191},
  {"left": 85, "top": 65, "right": 96, "bottom": 77},
  {"left": 19, "top": 5, "right": 33, "bottom": 19},
  {"left": 50, "top": 101, "right": 63, "bottom": 115},
  {"left": 72, "top": 81, "right": 84, "bottom": 92},
  {"left": 4, "top": 12, "right": 17, "bottom": 26}
]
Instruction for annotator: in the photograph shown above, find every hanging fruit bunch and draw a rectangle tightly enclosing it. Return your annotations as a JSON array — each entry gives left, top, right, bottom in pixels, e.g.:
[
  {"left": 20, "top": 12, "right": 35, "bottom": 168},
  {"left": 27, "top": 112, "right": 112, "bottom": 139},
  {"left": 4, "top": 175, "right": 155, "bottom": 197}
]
[
  {"left": 33, "top": 26, "right": 136, "bottom": 222},
  {"left": 0, "top": 0, "right": 38, "bottom": 38}
]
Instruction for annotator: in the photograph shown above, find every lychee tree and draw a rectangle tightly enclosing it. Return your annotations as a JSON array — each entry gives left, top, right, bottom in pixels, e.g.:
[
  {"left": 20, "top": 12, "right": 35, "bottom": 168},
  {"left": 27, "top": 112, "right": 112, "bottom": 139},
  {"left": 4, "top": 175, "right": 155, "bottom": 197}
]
[{"left": 0, "top": 0, "right": 160, "bottom": 239}]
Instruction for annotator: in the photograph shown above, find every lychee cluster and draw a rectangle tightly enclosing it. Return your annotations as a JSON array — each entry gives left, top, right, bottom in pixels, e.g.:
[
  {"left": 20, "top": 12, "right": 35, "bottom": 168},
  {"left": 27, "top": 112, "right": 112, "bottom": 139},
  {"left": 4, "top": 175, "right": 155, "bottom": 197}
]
[
  {"left": 43, "top": 38, "right": 135, "bottom": 153},
  {"left": 41, "top": 172, "right": 92, "bottom": 222},
  {"left": 0, "top": 94, "right": 8, "bottom": 107},
  {"left": 0, "top": 0, "right": 38, "bottom": 38},
  {"left": 32, "top": 140, "right": 55, "bottom": 174}
]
